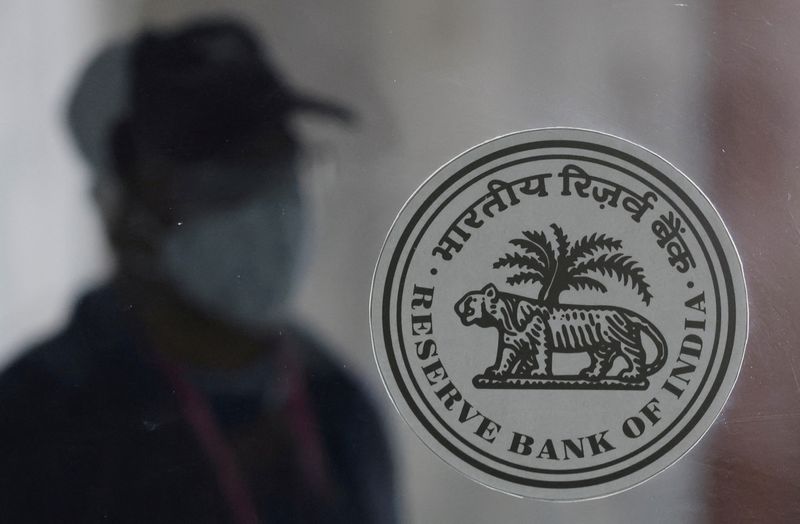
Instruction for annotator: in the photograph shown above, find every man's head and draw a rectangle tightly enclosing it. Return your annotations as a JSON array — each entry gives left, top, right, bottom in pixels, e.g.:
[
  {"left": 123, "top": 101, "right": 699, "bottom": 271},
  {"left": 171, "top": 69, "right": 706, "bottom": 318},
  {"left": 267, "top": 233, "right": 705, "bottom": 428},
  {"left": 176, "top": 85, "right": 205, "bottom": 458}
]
[{"left": 67, "top": 19, "right": 351, "bottom": 333}]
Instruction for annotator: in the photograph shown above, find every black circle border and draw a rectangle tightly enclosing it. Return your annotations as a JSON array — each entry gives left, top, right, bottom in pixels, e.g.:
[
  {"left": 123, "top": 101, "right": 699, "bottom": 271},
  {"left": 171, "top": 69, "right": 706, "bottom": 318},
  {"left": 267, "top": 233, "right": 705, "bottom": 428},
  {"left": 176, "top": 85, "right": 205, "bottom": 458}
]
[{"left": 379, "top": 139, "right": 737, "bottom": 490}]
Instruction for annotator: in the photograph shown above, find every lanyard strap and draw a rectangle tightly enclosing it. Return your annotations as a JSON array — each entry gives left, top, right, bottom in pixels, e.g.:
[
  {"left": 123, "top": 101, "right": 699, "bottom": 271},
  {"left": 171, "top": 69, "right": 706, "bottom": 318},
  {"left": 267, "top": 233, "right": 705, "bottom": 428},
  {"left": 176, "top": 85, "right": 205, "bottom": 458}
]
[
  {"left": 159, "top": 355, "right": 260, "bottom": 524},
  {"left": 153, "top": 339, "right": 333, "bottom": 524}
]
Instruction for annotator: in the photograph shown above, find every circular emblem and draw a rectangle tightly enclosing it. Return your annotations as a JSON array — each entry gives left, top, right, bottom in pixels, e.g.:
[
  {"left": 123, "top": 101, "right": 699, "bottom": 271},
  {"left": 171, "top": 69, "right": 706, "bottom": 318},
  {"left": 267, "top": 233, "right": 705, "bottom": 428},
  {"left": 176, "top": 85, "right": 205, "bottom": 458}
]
[{"left": 370, "top": 128, "right": 747, "bottom": 500}]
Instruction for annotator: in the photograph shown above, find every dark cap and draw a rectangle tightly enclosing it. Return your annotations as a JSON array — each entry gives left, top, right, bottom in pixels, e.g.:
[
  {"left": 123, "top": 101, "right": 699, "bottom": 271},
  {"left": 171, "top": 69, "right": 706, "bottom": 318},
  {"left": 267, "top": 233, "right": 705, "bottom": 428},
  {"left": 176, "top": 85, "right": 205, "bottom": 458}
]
[
  {"left": 129, "top": 19, "right": 353, "bottom": 160},
  {"left": 67, "top": 18, "right": 353, "bottom": 171}
]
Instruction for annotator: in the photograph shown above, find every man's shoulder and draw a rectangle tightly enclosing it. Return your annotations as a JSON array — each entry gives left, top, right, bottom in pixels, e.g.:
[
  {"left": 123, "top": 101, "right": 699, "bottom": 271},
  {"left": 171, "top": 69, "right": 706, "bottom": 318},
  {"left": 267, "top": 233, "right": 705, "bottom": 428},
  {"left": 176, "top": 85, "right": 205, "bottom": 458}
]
[
  {"left": 292, "top": 326, "right": 389, "bottom": 448},
  {"left": 293, "top": 329, "right": 377, "bottom": 411},
  {"left": 0, "top": 324, "right": 87, "bottom": 403},
  {"left": 0, "top": 285, "right": 148, "bottom": 415},
  {"left": 291, "top": 328, "right": 397, "bottom": 522}
]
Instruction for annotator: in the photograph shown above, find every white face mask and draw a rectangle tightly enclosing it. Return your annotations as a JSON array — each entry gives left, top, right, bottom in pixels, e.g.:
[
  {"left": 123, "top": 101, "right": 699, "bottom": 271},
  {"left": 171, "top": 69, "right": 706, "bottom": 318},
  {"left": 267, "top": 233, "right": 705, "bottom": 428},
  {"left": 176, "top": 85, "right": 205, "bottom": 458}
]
[{"left": 159, "top": 176, "right": 305, "bottom": 334}]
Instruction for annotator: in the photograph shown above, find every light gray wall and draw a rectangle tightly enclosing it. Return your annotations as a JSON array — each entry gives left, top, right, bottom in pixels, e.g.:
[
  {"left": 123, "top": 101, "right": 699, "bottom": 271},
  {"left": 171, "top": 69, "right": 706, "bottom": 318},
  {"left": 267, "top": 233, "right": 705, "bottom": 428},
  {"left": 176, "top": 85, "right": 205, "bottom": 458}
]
[{"left": 0, "top": 0, "right": 141, "bottom": 365}]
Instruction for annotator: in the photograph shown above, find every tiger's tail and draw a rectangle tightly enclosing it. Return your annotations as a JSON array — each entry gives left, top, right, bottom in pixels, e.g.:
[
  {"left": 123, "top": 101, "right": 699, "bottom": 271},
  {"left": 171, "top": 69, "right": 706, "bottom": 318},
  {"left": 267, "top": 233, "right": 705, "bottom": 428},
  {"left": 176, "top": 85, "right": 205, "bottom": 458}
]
[{"left": 625, "top": 312, "right": 668, "bottom": 376}]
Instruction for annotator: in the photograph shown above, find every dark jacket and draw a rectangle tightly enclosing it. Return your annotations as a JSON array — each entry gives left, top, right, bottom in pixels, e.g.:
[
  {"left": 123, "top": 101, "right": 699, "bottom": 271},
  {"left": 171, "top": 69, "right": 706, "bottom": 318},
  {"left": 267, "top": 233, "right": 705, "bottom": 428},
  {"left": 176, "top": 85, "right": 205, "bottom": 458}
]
[{"left": 0, "top": 286, "right": 395, "bottom": 523}]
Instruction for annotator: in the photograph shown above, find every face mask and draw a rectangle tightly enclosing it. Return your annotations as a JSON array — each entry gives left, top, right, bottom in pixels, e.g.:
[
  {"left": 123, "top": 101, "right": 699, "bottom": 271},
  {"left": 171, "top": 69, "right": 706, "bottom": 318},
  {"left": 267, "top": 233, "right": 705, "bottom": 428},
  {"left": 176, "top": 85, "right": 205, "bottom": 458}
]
[{"left": 159, "top": 175, "right": 305, "bottom": 334}]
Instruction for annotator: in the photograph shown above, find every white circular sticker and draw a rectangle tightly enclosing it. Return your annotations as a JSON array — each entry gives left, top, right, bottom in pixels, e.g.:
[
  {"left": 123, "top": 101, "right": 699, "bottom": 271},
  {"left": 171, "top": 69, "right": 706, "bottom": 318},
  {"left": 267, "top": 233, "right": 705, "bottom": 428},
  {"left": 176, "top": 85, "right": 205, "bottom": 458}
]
[{"left": 370, "top": 128, "right": 747, "bottom": 500}]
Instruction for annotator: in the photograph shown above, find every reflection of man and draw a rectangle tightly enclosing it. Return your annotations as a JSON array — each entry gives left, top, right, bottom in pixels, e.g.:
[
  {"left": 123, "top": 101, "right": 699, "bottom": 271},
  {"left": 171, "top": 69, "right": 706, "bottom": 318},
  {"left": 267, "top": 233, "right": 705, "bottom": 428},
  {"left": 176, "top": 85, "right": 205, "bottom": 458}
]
[{"left": 0, "top": 20, "right": 395, "bottom": 523}]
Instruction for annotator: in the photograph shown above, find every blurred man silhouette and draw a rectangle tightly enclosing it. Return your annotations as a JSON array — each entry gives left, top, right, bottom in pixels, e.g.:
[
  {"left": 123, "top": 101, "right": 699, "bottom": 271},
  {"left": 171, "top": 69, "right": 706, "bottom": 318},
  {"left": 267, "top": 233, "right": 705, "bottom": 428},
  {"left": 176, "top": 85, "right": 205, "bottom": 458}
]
[{"left": 0, "top": 19, "right": 395, "bottom": 524}]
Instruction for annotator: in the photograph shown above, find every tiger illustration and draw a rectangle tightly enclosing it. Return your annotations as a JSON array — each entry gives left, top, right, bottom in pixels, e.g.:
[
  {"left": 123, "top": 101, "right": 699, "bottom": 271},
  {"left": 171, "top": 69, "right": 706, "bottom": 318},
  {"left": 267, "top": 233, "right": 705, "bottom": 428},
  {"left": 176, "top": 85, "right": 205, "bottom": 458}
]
[{"left": 454, "top": 284, "right": 667, "bottom": 382}]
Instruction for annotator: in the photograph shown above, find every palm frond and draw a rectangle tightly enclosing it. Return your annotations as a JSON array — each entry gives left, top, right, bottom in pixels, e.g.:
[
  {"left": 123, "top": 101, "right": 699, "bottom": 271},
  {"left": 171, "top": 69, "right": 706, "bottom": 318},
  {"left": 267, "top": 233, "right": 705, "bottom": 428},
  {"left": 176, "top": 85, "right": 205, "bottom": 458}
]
[
  {"left": 550, "top": 224, "right": 570, "bottom": 262},
  {"left": 565, "top": 233, "right": 622, "bottom": 267},
  {"left": 508, "top": 240, "right": 547, "bottom": 269},
  {"left": 521, "top": 230, "right": 554, "bottom": 262},
  {"left": 493, "top": 252, "right": 546, "bottom": 273},
  {"left": 509, "top": 229, "right": 553, "bottom": 269},
  {"left": 506, "top": 272, "right": 545, "bottom": 286},
  {"left": 568, "top": 253, "right": 653, "bottom": 305},
  {"left": 566, "top": 276, "right": 608, "bottom": 294},
  {"left": 522, "top": 229, "right": 549, "bottom": 248}
]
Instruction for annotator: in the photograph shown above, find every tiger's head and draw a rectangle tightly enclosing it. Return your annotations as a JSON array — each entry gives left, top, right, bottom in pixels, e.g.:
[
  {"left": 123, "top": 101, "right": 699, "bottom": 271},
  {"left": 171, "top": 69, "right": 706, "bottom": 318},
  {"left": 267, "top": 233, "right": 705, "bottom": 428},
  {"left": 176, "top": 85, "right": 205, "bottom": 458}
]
[{"left": 454, "top": 283, "right": 501, "bottom": 328}]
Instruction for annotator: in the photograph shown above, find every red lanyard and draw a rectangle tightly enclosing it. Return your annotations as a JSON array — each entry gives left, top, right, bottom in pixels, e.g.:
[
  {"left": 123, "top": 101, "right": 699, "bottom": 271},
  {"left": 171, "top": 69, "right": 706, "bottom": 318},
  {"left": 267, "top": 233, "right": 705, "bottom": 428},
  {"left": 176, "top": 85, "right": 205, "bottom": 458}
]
[
  {"left": 152, "top": 339, "right": 332, "bottom": 524},
  {"left": 158, "top": 354, "right": 260, "bottom": 524}
]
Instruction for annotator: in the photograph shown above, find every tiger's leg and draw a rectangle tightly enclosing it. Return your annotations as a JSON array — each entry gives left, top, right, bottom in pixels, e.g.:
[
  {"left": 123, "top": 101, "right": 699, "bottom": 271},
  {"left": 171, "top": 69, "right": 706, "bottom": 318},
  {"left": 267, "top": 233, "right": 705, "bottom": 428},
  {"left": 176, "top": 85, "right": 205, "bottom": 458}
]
[
  {"left": 579, "top": 343, "right": 616, "bottom": 379},
  {"left": 509, "top": 337, "right": 537, "bottom": 375},
  {"left": 618, "top": 343, "right": 647, "bottom": 381},
  {"left": 485, "top": 345, "right": 517, "bottom": 377},
  {"left": 509, "top": 351, "right": 526, "bottom": 375},
  {"left": 528, "top": 318, "right": 551, "bottom": 377},
  {"left": 512, "top": 353, "right": 534, "bottom": 375}
]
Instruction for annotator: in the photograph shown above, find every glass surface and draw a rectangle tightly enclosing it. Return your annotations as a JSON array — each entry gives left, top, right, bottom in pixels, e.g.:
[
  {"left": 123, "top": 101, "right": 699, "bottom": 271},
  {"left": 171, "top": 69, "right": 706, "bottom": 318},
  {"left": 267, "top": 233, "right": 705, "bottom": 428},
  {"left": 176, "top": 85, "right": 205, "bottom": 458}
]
[{"left": 0, "top": 1, "right": 797, "bottom": 522}]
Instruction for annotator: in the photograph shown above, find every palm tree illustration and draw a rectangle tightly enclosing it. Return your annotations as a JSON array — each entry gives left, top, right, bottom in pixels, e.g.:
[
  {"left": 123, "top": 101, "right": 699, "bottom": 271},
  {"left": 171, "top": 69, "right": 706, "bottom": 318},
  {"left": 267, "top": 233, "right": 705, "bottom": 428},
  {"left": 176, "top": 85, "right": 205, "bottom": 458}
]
[{"left": 493, "top": 224, "right": 653, "bottom": 306}]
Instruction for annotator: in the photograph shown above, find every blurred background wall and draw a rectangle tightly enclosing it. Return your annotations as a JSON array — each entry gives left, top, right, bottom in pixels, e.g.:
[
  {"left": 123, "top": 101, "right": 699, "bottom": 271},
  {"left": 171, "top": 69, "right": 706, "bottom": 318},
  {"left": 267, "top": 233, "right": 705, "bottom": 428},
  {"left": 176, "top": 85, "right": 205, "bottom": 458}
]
[
  {"left": 0, "top": 1, "right": 137, "bottom": 367},
  {"left": 6, "top": 1, "right": 796, "bottom": 522}
]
